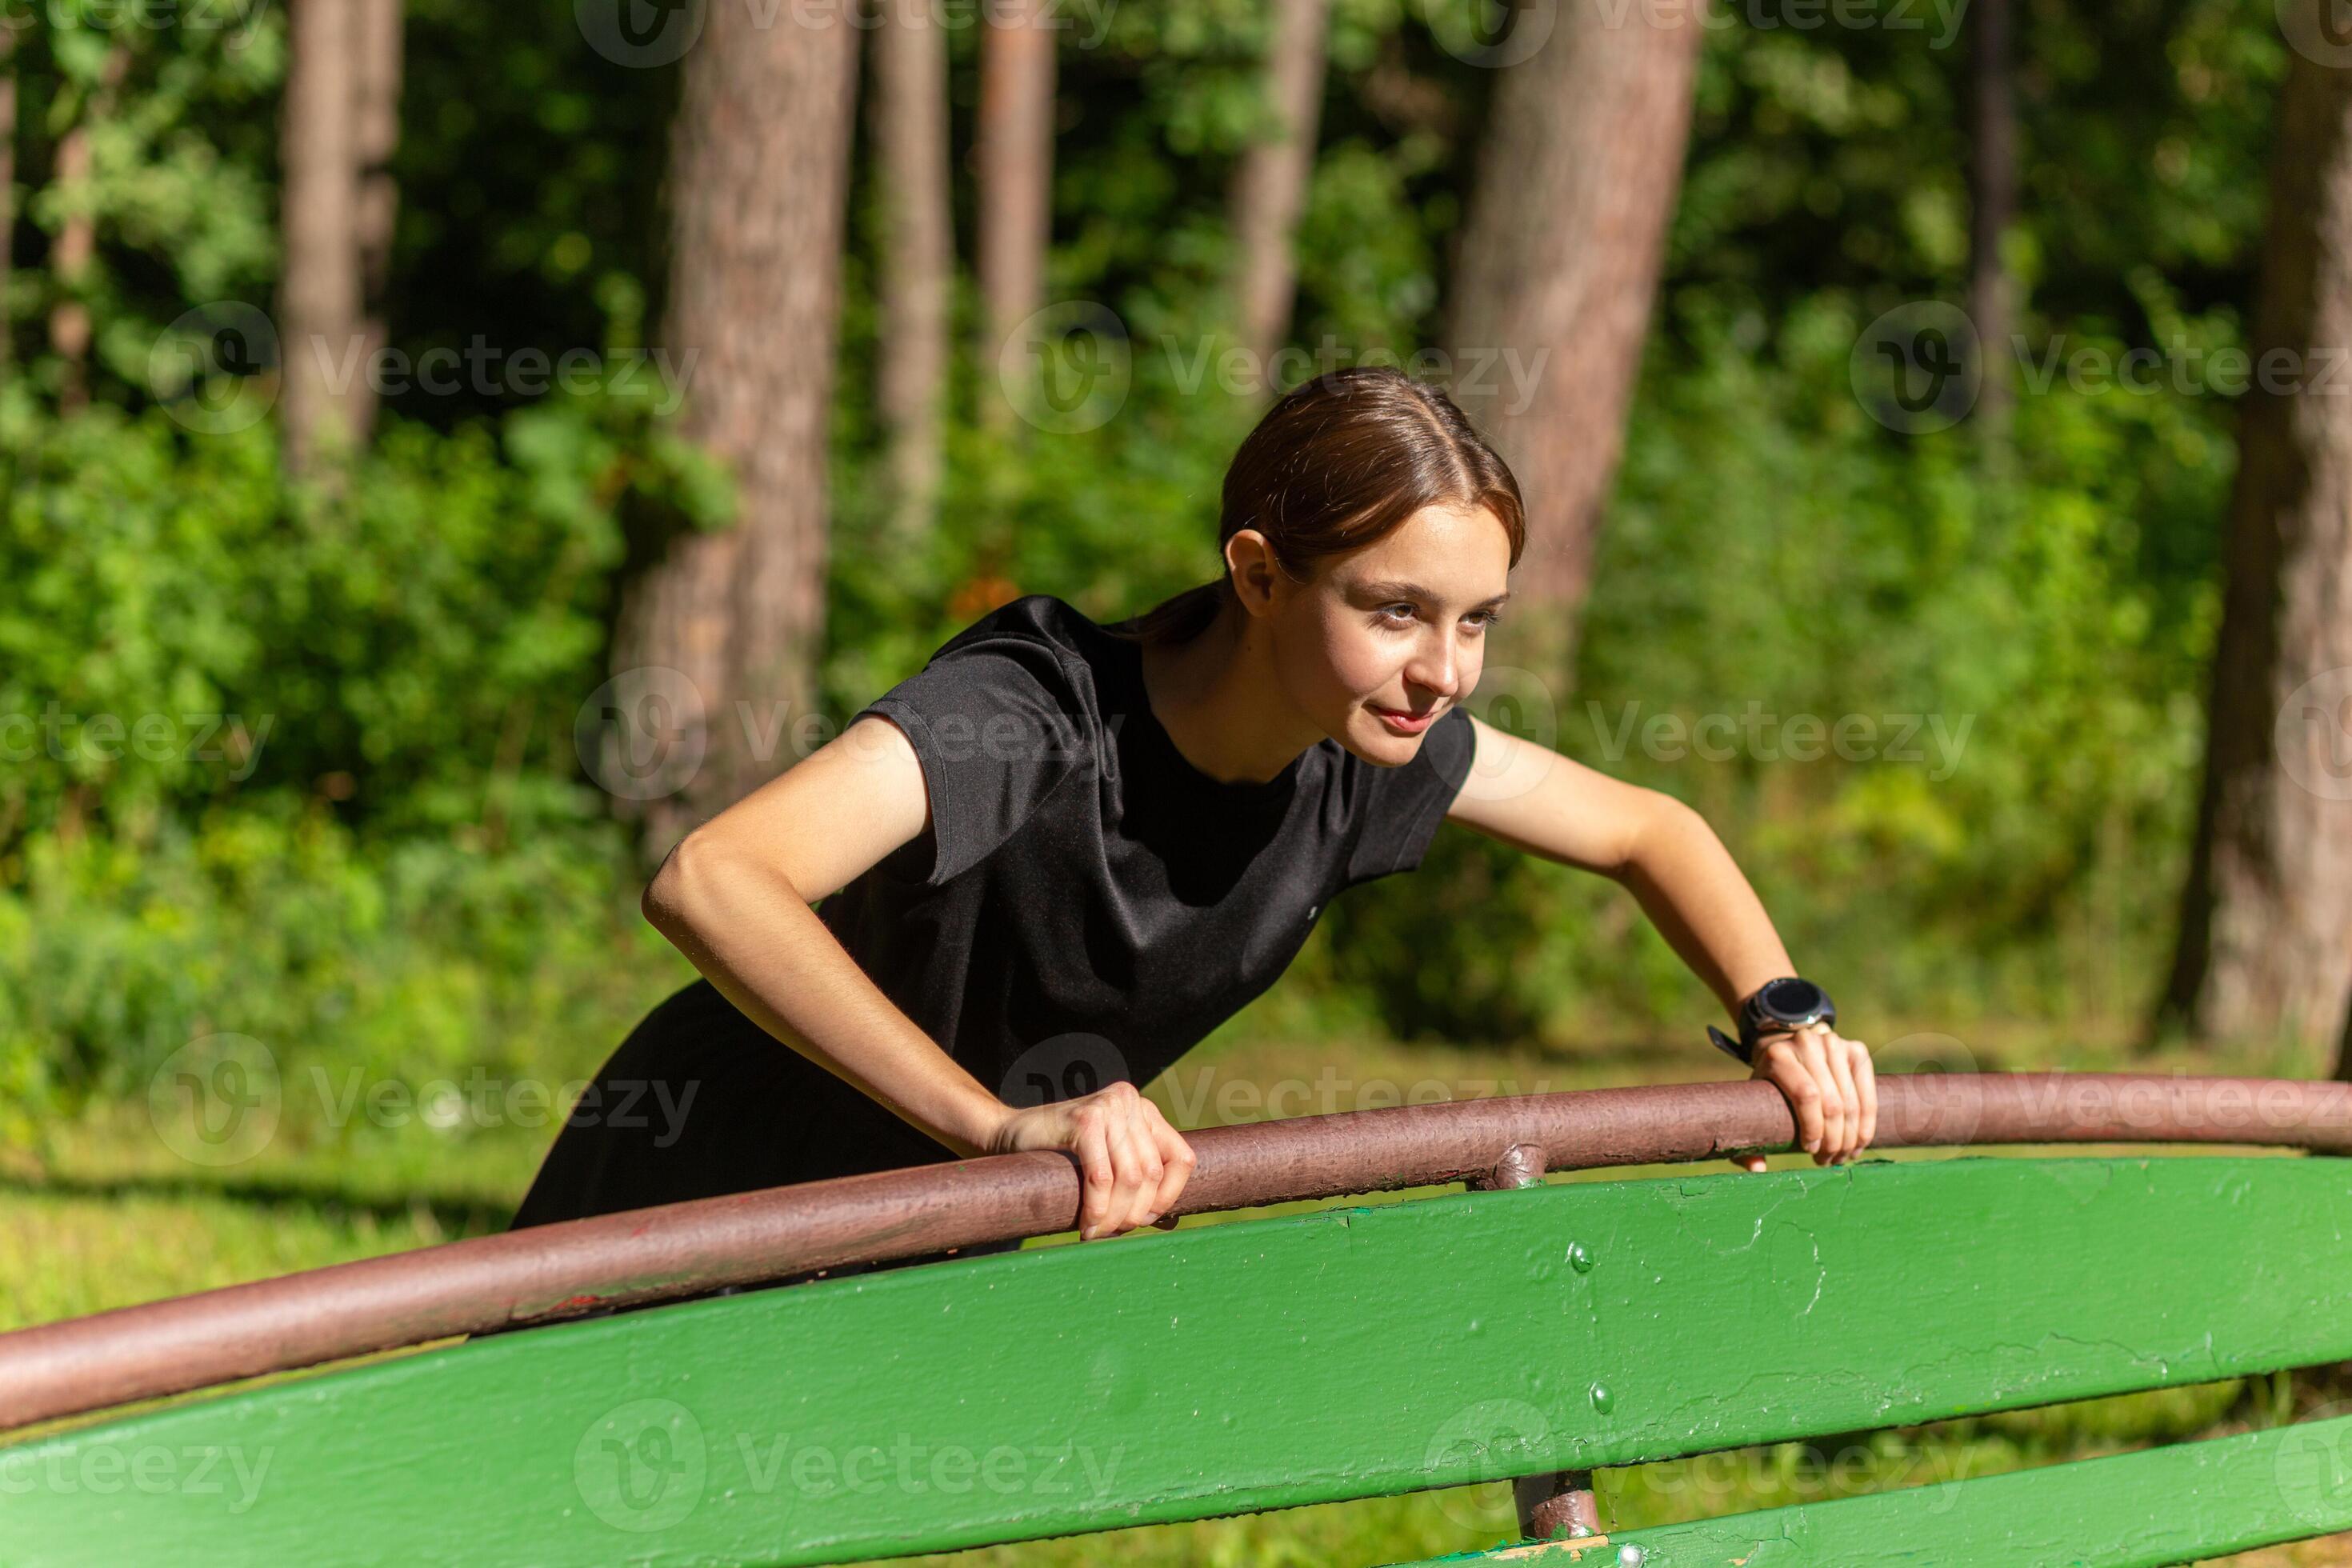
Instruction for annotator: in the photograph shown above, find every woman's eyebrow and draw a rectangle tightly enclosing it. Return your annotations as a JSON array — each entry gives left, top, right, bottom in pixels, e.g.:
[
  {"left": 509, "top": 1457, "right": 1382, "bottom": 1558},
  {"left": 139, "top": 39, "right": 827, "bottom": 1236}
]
[{"left": 1357, "top": 578, "right": 1513, "bottom": 611}]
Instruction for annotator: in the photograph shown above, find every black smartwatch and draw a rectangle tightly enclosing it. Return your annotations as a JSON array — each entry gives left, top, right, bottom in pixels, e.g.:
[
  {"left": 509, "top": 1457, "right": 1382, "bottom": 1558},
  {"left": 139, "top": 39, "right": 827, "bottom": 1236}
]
[{"left": 1706, "top": 976, "right": 1837, "bottom": 1067}]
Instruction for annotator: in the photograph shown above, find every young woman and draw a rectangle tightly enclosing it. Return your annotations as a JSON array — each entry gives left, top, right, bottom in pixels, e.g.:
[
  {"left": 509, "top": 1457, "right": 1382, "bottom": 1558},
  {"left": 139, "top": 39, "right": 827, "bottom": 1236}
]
[{"left": 506, "top": 366, "right": 1877, "bottom": 1257}]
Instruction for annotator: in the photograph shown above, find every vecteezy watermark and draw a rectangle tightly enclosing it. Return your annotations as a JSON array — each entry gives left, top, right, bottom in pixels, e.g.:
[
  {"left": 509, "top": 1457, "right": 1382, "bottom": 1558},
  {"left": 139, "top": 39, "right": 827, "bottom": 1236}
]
[
  {"left": 1851, "top": 300, "right": 1982, "bottom": 434},
  {"left": 146, "top": 1034, "right": 704, "bottom": 1167},
  {"left": 577, "top": 656, "right": 1569, "bottom": 808},
  {"left": 997, "top": 301, "right": 1132, "bottom": 434},
  {"left": 572, "top": 1398, "right": 1126, "bottom": 1534},
  {"left": 1418, "top": 0, "right": 1555, "bottom": 67},
  {"left": 576, "top": 666, "right": 711, "bottom": 804},
  {"left": 1634, "top": 1432, "right": 1983, "bottom": 1510},
  {"left": 1422, "top": 1398, "right": 1557, "bottom": 1533},
  {"left": 575, "top": 660, "right": 1571, "bottom": 810},
  {"left": 994, "top": 302, "right": 1561, "bottom": 432},
  {"left": 574, "top": 668, "right": 1096, "bottom": 803},
  {"left": 0, "top": 1441, "right": 276, "bottom": 1514},
  {"left": 993, "top": 1040, "right": 1566, "bottom": 1128},
  {"left": 2274, "top": 1398, "right": 2352, "bottom": 1528},
  {"left": 148, "top": 302, "right": 282, "bottom": 434},
  {"left": 0, "top": 0, "right": 271, "bottom": 46},
  {"left": 1811, "top": 1034, "right": 2352, "bottom": 1148},
  {"left": 1162, "top": 334, "right": 1551, "bottom": 418},
  {"left": 0, "top": 705, "right": 274, "bottom": 779},
  {"left": 303, "top": 1067, "right": 702, "bottom": 1145},
  {"left": 574, "top": 0, "right": 1118, "bottom": 70},
  {"left": 146, "top": 305, "right": 698, "bottom": 435},
  {"left": 1418, "top": 0, "right": 1967, "bottom": 70},
  {"left": 998, "top": 1034, "right": 1132, "bottom": 1109},
  {"left": 1870, "top": 1030, "right": 1984, "bottom": 1145},
  {"left": 2277, "top": 0, "right": 2352, "bottom": 70},
  {"left": 1853, "top": 299, "right": 2352, "bottom": 434},
  {"left": 1618, "top": 0, "right": 1966, "bottom": 43},
  {"left": 2014, "top": 336, "right": 2352, "bottom": 400},
  {"left": 2276, "top": 666, "right": 2352, "bottom": 802},
  {"left": 300, "top": 336, "right": 696, "bottom": 414},
  {"left": 577, "top": 1400, "right": 707, "bottom": 1533},
  {"left": 574, "top": 0, "right": 709, "bottom": 66},
  {"left": 1582, "top": 700, "right": 1975, "bottom": 781},
  {"left": 1158, "top": 1065, "right": 1564, "bottom": 1126},
  {"left": 148, "top": 1034, "right": 282, "bottom": 1168},
  {"left": 2000, "top": 1073, "right": 2352, "bottom": 1138}
]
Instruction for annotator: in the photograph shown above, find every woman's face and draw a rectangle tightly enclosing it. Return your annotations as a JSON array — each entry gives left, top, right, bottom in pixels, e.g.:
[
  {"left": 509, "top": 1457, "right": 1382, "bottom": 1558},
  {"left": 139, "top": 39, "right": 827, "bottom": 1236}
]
[{"left": 1257, "top": 501, "right": 1514, "bottom": 767}]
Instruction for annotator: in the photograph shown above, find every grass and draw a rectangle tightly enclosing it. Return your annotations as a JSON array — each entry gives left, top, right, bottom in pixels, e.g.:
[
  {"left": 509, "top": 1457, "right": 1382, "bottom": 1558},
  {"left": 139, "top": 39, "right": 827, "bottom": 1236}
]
[{"left": 4, "top": 1009, "right": 2350, "bottom": 1564}]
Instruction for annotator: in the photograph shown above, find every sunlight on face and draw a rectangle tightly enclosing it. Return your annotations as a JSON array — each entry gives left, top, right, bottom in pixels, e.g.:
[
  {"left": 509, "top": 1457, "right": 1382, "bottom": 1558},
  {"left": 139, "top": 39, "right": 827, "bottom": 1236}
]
[{"left": 1273, "top": 502, "right": 1514, "bottom": 766}]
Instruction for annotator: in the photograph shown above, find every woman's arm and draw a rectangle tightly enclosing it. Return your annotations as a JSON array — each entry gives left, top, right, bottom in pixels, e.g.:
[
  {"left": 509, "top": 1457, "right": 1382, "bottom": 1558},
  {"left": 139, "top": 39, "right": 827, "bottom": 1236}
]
[
  {"left": 1441, "top": 713, "right": 1877, "bottom": 1169},
  {"left": 644, "top": 714, "right": 1193, "bottom": 1238}
]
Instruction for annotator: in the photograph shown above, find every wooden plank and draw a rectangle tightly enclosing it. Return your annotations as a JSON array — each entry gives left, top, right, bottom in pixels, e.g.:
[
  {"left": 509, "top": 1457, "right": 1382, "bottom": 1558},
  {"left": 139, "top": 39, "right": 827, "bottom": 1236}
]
[
  {"left": 3, "top": 1156, "right": 2349, "bottom": 1566},
  {"left": 1383, "top": 1410, "right": 2352, "bottom": 1566}
]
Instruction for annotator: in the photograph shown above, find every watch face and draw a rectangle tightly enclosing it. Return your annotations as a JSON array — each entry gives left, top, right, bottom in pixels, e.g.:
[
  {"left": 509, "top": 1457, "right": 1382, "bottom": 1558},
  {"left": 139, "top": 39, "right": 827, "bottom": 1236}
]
[{"left": 1758, "top": 977, "right": 1826, "bottom": 1020}]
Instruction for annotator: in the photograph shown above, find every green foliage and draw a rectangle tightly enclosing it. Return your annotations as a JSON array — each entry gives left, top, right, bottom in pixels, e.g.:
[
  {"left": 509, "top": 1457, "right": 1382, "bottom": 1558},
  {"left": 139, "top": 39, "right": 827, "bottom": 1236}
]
[
  {"left": 10, "top": 1, "right": 284, "bottom": 394},
  {"left": 0, "top": 800, "right": 683, "bottom": 1145},
  {"left": 0, "top": 384, "right": 722, "bottom": 1131},
  {"left": 1326, "top": 294, "right": 2229, "bottom": 1046},
  {"left": 0, "top": 0, "right": 2306, "bottom": 1121}
]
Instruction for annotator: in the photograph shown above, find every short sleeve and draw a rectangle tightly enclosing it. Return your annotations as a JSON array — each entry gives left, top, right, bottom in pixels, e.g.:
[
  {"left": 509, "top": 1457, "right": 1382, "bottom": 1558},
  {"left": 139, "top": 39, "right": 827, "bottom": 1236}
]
[
  {"left": 1343, "top": 706, "right": 1478, "bottom": 885},
  {"left": 854, "top": 633, "right": 1094, "bottom": 888}
]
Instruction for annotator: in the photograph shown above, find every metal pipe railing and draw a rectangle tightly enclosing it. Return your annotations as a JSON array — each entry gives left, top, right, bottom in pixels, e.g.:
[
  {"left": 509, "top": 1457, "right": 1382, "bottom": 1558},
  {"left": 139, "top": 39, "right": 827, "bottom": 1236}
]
[{"left": 3, "top": 1071, "right": 2347, "bottom": 1434}]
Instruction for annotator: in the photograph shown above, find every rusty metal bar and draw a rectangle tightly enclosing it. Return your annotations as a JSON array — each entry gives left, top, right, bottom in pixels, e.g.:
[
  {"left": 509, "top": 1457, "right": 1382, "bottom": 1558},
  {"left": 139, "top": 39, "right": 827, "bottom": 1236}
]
[
  {"left": 1514, "top": 1470, "right": 1602, "bottom": 1542},
  {"left": 3, "top": 1072, "right": 2348, "bottom": 1434},
  {"left": 1470, "top": 1142, "right": 1606, "bottom": 1542}
]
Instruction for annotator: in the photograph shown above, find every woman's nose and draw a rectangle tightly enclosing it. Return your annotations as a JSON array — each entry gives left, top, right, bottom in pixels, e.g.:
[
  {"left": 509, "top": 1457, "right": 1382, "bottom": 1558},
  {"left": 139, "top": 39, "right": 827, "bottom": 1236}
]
[{"left": 1405, "top": 633, "right": 1463, "bottom": 698}]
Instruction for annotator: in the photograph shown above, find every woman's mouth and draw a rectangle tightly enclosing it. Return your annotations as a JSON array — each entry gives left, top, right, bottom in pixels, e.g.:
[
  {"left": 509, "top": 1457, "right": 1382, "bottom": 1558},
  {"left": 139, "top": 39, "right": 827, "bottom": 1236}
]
[{"left": 1368, "top": 702, "right": 1438, "bottom": 735}]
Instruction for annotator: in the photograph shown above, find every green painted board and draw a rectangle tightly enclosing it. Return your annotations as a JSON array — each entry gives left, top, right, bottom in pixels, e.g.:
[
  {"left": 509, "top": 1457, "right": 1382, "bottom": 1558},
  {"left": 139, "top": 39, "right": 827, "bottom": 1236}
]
[
  {"left": 1386, "top": 1411, "right": 2352, "bottom": 1567},
  {"left": 4, "top": 1156, "right": 2350, "bottom": 1566}
]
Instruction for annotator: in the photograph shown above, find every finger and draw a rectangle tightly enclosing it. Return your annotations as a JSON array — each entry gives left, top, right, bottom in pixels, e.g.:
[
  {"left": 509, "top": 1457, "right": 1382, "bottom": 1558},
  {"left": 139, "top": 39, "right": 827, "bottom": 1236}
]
[
  {"left": 1099, "top": 1108, "right": 1153, "bottom": 1236},
  {"left": 1768, "top": 1038, "right": 1826, "bottom": 1157},
  {"left": 1142, "top": 1107, "right": 1194, "bottom": 1224},
  {"left": 1800, "top": 1029, "right": 1847, "bottom": 1164},
  {"left": 1096, "top": 1082, "right": 1160, "bottom": 1234},
  {"left": 1850, "top": 1038, "right": 1878, "bottom": 1150},
  {"left": 1100, "top": 1105, "right": 1138, "bottom": 1241},
  {"left": 1075, "top": 1117, "right": 1115, "bottom": 1240},
  {"left": 1118, "top": 1104, "right": 1166, "bottom": 1234},
  {"left": 1821, "top": 1029, "right": 1862, "bottom": 1162},
  {"left": 1735, "top": 1154, "right": 1767, "bottom": 1174}
]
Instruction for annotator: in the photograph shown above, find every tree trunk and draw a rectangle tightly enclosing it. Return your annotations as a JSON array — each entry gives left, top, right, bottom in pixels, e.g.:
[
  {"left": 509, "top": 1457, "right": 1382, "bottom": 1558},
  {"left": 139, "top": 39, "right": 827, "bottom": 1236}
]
[
  {"left": 1967, "top": 0, "right": 2016, "bottom": 448},
  {"left": 974, "top": 0, "right": 1054, "bottom": 433},
  {"left": 610, "top": 4, "right": 860, "bottom": 858},
  {"left": 1228, "top": 0, "right": 1330, "bottom": 398},
  {"left": 1, "top": 27, "right": 16, "bottom": 371},
  {"left": 47, "top": 43, "right": 130, "bottom": 411},
  {"left": 1442, "top": 0, "right": 1703, "bottom": 684},
  {"left": 2152, "top": 16, "right": 2352, "bottom": 1068},
  {"left": 280, "top": 0, "right": 364, "bottom": 474},
  {"left": 351, "top": 0, "right": 404, "bottom": 446},
  {"left": 871, "top": 0, "right": 951, "bottom": 543}
]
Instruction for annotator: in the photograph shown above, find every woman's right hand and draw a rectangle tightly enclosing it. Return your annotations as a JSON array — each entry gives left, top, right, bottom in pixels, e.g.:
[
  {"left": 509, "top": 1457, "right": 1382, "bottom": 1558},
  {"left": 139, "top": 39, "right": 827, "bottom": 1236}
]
[{"left": 986, "top": 1079, "right": 1196, "bottom": 1240}]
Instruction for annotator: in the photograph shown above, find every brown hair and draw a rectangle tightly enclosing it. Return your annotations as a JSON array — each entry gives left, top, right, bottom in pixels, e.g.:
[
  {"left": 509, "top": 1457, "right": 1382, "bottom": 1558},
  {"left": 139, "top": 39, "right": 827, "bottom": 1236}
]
[{"left": 1101, "top": 366, "right": 1527, "bottom": 646}]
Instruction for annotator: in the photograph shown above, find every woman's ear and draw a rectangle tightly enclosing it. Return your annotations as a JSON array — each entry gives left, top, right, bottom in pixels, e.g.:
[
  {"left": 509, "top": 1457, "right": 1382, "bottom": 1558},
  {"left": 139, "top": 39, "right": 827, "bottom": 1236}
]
[{"left": 1224, "top": 530, "right": 1283, "bottom": 615}]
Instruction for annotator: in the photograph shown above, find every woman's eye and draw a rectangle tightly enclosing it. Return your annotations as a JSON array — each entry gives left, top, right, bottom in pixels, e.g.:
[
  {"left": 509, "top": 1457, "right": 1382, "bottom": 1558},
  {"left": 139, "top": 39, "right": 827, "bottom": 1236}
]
[{"left": 1378, "top": 602, "right": 1417, "bottom": 624}]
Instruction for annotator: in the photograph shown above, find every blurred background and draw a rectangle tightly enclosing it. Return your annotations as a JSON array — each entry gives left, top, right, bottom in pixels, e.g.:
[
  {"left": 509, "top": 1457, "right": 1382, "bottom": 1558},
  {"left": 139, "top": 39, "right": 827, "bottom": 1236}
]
[{"left": 5, "top": 0, "right": 2352, "bottom": 1555}]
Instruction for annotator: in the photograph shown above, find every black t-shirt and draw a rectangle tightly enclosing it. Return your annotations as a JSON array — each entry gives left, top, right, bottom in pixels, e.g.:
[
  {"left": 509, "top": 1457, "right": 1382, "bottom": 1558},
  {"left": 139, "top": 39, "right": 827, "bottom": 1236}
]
[{"left": 507, "top": 593, "right": 1477, "bottom": 1230}]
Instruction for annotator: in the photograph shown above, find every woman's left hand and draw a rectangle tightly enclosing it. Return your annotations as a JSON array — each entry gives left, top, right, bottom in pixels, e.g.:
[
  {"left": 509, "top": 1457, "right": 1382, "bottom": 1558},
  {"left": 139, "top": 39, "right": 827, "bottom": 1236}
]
[{"left": 1734, "top": 1022, "right": 1876, "bottom": 1172}]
